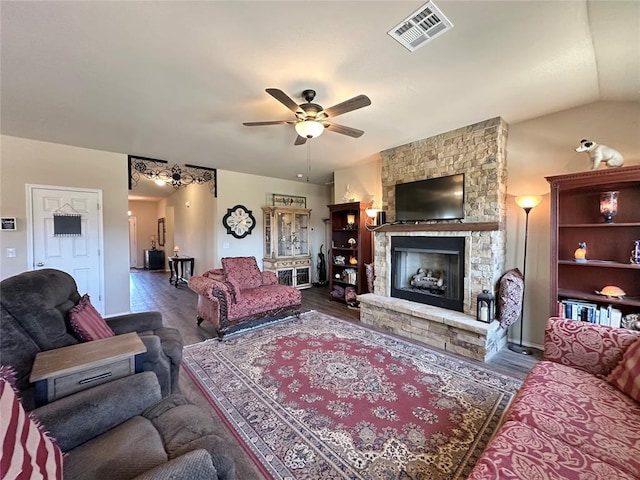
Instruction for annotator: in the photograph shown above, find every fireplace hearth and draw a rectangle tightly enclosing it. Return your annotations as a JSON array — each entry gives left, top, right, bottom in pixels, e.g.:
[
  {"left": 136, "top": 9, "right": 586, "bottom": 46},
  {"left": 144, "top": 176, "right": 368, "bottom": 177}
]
[{"left": 391, "top": 236, "right": 464, "bottom": 312}]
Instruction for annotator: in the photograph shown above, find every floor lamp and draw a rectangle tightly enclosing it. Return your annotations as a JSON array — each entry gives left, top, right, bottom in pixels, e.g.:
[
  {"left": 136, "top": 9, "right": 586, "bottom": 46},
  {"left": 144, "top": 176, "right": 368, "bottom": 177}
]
[{"left": 509, "top": 195, "right": 542, "bottom": 355}]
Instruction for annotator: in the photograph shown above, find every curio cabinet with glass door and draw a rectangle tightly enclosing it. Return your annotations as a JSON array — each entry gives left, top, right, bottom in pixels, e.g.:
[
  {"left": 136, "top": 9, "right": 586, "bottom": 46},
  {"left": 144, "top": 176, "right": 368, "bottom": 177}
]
[{"left": 262, "top": 206, "right": 312, "bottom": 289}]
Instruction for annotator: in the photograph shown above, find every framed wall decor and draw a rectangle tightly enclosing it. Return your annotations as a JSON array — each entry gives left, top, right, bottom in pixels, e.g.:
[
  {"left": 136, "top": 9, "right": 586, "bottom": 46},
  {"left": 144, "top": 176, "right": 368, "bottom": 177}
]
[
  {"left": 272, "top": 194, "right": 306, "bottom": 208},
  {"left": 1, "top": 217, "right": 17, "bottom": 231},
  {"left": 53, "top": 213, "right": 82, "bottom": 236}
]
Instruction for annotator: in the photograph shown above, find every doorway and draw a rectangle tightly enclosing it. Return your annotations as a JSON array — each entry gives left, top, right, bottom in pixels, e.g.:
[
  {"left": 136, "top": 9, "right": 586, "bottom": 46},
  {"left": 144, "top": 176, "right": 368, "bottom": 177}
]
[
  {"left": 27, "top": 185, "right": 105, "bottom": 313},
  {"left": 128, "top": 216, "right": 138, "bottom": 268}
]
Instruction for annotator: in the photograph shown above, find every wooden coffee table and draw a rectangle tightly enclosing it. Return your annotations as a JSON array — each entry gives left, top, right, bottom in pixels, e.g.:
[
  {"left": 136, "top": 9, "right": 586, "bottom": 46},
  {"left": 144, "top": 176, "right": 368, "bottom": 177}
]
[{"left": 30, "top": 332, "right": 147, "bottom": 406}]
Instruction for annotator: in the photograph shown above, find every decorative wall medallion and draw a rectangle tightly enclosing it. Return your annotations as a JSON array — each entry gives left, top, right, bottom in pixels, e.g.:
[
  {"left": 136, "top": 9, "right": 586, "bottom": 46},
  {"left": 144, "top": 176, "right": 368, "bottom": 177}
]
[{"left": 223, "top": 205, "right": 256, "bottom": 239}]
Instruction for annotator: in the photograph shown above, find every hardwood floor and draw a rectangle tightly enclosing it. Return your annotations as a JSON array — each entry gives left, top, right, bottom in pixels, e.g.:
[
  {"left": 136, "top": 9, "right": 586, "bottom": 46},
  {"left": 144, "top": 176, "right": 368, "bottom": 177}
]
[{"left": 129, "top": 268, "right": 542, "bottom": 478}]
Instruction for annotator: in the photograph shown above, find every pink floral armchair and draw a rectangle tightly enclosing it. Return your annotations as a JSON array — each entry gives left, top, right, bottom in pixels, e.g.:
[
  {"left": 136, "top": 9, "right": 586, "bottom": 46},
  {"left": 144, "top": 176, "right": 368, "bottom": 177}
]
[{"left": 188, "top": 256, "right": 302, "bottom": 339}]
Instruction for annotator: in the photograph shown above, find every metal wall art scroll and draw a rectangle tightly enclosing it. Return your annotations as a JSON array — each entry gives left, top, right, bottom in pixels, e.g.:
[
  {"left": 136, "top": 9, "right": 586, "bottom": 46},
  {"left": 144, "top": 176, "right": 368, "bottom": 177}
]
[
  {"left": 53, "top": 203, "right": 82, "bottom": 237},
  {"left": 128, "top": 155, "right": 217, "bottom": 196}
]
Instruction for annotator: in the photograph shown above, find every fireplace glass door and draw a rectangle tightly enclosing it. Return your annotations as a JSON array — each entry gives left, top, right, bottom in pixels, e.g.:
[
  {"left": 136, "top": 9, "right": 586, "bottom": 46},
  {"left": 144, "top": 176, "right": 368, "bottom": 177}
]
[{"left": 391, "top": 236, "right": 465, "bottom": 312}]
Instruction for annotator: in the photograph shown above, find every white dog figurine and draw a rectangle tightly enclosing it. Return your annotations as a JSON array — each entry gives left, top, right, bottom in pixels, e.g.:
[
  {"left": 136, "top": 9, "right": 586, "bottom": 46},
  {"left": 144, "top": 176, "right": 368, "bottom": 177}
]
[{"left": 575, "top": 139, "right": 624, "bottom": 170}]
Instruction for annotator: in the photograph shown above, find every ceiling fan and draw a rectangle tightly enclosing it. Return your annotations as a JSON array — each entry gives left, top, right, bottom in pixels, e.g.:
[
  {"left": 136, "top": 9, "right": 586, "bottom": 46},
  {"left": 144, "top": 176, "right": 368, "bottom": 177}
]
[{"left": 243, "top": 88, "right": 371, "bottom": 145}]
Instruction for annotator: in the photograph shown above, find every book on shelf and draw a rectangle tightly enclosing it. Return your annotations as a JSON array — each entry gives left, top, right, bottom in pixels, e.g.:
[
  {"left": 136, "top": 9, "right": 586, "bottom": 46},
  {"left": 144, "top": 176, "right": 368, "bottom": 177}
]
[{"left": 558, "top": 299, "right": 622, "bottom": 328}]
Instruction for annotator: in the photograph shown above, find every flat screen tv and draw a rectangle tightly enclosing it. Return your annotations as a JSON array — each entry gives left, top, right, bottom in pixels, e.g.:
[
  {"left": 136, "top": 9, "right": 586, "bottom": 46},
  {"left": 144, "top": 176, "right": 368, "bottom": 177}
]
[{"left": 395, "top": 173, "right": 465, "bottom": 222}]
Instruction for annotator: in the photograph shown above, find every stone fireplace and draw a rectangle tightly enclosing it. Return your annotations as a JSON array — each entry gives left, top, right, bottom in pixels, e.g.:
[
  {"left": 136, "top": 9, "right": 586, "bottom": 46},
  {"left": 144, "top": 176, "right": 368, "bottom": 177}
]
[{"left": 359, "top": 117, "right": 509, "bottom": 361}]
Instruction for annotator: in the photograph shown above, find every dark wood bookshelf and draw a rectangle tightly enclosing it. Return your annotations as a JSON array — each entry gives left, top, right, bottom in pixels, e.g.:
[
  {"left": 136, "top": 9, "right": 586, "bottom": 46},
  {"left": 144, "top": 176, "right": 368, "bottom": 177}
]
[
  {"left": 328, "top": 202, "right": 372, "bottom": 303},
  {"left": 546, "top": 165, "right": 640, "bottom": 318}
]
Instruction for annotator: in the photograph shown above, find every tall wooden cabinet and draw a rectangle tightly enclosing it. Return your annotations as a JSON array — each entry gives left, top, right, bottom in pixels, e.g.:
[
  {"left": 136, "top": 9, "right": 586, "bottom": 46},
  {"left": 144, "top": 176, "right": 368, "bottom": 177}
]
[
  {"left": 546, "top": 165, "right": 640, "bottom": 320},
  {"left": 328, "top": 202, "right": 372, "bottom": 303},
  {"left": 262, "top": 206, "right": 312, "bottom": 289}
]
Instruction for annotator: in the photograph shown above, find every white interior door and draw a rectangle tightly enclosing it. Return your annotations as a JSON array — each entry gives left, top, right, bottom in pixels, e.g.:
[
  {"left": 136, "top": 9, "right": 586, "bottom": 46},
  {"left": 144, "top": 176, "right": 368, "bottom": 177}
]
[
  {"left": 128, "top": 216, "right": 137, "bottom": 268},
  {"left": 28, "top": 185, "right": 104, "bottom": 314}
]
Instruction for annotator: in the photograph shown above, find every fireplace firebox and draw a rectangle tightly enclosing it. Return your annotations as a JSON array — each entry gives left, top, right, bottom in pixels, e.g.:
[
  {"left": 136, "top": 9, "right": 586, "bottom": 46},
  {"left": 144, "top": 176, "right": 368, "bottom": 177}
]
[{"left": 391, "top": 236, "right": 465, "bottom": 312}]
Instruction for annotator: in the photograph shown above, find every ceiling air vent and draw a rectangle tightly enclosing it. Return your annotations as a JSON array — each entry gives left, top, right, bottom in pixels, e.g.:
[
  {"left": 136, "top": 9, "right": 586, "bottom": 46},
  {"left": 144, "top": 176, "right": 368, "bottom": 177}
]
[{"left": 388, "top": 1, "right": 453, "bottom": 52}]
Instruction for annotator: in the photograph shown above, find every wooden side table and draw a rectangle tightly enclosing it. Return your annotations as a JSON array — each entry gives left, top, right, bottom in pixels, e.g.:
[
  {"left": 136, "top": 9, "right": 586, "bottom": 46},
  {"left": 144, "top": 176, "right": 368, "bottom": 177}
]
[{"left": 30, "top": 332, "right": 147, "bottom": 406}]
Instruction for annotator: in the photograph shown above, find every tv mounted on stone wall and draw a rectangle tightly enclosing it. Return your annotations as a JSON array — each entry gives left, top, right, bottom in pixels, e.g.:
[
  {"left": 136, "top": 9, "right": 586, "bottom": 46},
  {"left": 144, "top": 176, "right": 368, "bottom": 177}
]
[{"left": 395, "top": 173, "right": 465, "bottom": 222}]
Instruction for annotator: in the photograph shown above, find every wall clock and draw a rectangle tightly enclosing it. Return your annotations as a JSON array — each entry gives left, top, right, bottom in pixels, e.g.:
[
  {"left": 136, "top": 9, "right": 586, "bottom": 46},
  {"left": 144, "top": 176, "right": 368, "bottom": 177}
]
[{"left": 222, "top": 205, "right": 256, "bottom": 239}]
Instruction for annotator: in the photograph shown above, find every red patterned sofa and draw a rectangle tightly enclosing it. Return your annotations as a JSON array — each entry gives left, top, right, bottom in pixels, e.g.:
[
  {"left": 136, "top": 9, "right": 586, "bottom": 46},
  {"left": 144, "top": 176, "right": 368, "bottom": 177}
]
[
  {"left": 188, "top": 256, "right": 302, "bottom": 339},
  {"left": 469, "top": 317, "right": 640, "bottom": 479}
]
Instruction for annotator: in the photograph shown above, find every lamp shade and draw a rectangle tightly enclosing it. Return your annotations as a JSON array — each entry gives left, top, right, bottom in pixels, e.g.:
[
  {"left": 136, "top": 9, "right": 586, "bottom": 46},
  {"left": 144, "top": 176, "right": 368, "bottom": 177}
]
[
  {"left": 515, "top": 195, "right": 542, "bottom": 210},
  {"left": 295, "top": 120, "right": 324, "bottom": 139}
]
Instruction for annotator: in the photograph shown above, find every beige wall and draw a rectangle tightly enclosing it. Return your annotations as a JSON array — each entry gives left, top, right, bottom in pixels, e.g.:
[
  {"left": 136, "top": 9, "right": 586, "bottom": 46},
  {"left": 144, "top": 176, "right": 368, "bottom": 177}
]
[
  {"left": 334, "top": 156, "right": 382, "bottom": 206},
  {"left": 0, "top": 135, "right": 130, "bottom": 315}
]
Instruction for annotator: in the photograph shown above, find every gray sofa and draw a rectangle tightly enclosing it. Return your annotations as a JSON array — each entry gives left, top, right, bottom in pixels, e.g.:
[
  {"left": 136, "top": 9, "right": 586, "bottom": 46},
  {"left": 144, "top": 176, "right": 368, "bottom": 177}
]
[
  {"left": 33, "top": 371, "right": 235, "bottom": 479},
  {"left": 0, "top": 268, "right": 183, "bottom": 409}
]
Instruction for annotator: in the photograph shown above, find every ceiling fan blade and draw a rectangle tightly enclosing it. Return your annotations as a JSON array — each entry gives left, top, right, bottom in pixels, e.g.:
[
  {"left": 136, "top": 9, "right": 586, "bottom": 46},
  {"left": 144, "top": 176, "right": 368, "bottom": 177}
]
[
  {"left": 322, "top": 95, "right": 371, "bottom": 118},
  {"left": 325, "top": 122, "right": 364, "bottom": 138},
  {"left": 243, "top": 120, "right": 290, "bottom": 126},
  {"left": 294, "top": 135, "right": 307, "bottom": 146},
  {"left": 266, "top": 88, "right": 302, "bottom": 114}
]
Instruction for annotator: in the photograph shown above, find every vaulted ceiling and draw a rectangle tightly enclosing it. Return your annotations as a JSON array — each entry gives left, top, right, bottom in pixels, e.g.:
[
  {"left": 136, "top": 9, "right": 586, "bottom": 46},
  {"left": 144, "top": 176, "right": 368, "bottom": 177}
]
[{"left": 2, "top": 1, "right": 638, "bottom": 187}]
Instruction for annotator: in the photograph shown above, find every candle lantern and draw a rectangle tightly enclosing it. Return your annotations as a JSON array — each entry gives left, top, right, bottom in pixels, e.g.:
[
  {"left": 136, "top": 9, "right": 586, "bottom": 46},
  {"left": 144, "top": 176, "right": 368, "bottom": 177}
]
[
  {"left": 600, "top": 191, "right": 619, "bottom": 223},
  {"left": 477, "top": 289, "right": 495, "bottom": 323},
  {"left": 173, "top": 245, "right": 180, "bottom": 257}
]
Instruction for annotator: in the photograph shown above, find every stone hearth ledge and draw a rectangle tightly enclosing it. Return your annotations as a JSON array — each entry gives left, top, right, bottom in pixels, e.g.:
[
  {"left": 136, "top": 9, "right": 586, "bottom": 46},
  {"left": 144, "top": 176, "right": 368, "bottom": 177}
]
[{"left": 358, "top": 293, "right": 507, "bottom": 362}]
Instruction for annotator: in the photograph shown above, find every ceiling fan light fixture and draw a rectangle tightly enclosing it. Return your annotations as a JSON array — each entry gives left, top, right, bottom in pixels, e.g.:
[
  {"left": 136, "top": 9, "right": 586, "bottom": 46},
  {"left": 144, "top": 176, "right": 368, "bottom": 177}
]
[{"left": 295, "top": 120, "right": 324, "bottom": 139}]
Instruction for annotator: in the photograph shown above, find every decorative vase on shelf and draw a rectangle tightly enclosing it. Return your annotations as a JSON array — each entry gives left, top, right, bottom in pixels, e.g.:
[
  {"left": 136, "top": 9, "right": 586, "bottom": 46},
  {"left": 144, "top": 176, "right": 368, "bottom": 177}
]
[{"left": 599, "top": 191, "right": 618, "bottom": 223}]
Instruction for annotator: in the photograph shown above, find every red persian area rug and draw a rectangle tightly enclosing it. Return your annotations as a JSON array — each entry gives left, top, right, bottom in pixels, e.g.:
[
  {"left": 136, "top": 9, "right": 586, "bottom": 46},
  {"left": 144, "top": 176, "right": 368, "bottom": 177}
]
[{"left": 183, "top": 311, "right": 521, "bottom": 480}]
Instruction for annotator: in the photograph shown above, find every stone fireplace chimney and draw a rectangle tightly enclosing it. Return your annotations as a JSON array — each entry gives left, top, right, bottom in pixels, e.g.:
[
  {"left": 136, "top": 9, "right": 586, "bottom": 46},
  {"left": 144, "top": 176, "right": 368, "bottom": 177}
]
[
  {"left": 359, "top": 117, "right": 509, "bottom": 361},
  {"left": 375, "top": 117, "right": 508, "bottom": 314}
]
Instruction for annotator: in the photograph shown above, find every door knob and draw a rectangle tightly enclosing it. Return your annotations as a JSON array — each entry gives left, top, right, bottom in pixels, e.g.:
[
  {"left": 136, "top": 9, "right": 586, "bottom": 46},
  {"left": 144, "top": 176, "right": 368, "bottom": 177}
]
[{"left": 36, "top": 262, "right": 45, "bottom": 267}]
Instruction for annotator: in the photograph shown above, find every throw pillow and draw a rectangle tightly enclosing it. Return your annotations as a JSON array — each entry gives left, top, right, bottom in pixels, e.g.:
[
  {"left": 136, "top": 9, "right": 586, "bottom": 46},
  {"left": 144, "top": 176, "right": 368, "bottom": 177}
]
[
  {"left": 607, "top": 337, "right": 640, "bottom": 402},
  {"left": 497, "top": 268, "right": 524, "bottom": 329},
  {"left": 68, "top": 294, "right": 115, "bottom": 342},
  {"left": 222, "top": 257, "right": 262, "bottom": 290},
  {"left": 0, "top": 366, "right": 63, "bottom": 479}
]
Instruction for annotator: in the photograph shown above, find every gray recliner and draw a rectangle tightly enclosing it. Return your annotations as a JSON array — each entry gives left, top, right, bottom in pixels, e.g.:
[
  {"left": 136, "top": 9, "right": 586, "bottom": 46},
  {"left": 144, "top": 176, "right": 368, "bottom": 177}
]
[
  {"left": 32, "top": 372, "right": 236, "bottom": 479},
  {"left": 0, "top": 268, "right": 183, "bottom": 409}
]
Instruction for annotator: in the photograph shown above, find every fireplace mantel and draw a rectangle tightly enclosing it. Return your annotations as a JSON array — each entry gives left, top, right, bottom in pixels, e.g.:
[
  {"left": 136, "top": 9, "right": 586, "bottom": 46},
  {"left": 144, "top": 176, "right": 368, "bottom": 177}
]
[{"left": 375, "top": 222, "right": 499, "bottom": 233}]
